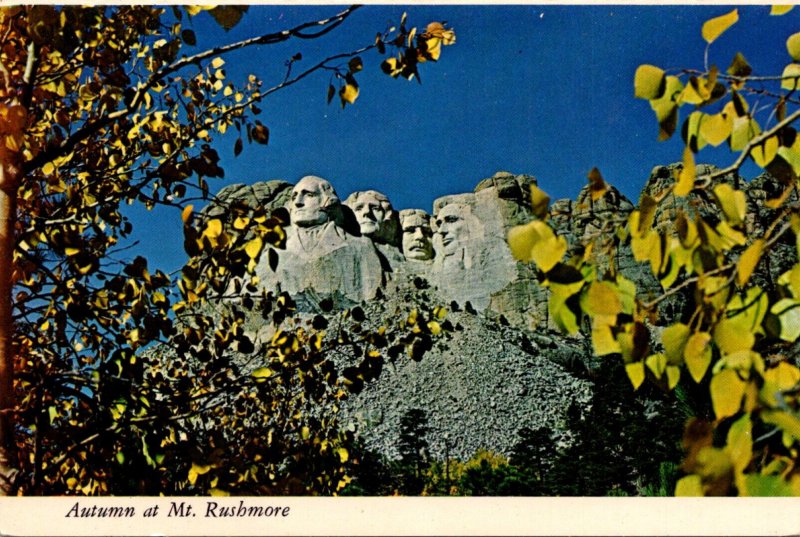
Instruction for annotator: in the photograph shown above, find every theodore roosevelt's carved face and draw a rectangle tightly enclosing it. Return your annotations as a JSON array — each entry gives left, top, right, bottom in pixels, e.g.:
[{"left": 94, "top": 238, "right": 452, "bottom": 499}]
[
  {"left": 400, "top": 210, "right": 434, "bottom": 261},
  {"left": 289, "top": 176, "right": 338, "bottom": 227}
]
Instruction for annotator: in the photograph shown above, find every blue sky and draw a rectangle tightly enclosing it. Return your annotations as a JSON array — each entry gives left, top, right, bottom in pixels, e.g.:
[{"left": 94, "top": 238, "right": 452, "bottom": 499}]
[{"left": 129, "top": 5, "right": 798, "bottom": 272}]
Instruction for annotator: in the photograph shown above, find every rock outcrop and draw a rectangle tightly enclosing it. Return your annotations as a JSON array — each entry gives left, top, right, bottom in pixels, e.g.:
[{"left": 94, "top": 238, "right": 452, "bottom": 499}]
[{"left": 194, "top": 164, "right": 788, "bottom": 461}]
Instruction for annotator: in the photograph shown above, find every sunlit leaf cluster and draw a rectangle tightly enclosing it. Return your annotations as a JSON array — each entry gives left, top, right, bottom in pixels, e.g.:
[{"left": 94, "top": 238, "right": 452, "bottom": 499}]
[{"left": 509, "top": 7, "right": 800, "bottom": 496}]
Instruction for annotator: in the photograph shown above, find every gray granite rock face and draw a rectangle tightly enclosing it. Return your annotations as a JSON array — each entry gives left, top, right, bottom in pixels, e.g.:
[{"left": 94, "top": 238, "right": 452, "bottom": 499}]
[{"left": 198, "top": 165, "right": 789, "bottom": 461}]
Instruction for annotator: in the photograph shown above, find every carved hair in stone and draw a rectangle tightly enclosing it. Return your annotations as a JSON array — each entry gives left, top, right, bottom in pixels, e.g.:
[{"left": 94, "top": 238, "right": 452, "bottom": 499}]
[
  {"left": 343, "top": 190, "right": 401, "bottom": 247},
  {"left": 258, "top": 175, "right": 383, "bottom": 301},
  {"left": 399, "top": 209, "right": 434, "bottom": 261},
  {"left": 288, "top": 175, "right": 342, "bottom": 228}
]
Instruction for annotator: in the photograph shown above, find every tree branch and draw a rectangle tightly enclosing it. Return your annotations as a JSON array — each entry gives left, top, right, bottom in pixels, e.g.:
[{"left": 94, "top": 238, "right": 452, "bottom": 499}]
[
  {"left": 23, "top": 5, "right": 362, "bottom": 175},
  {"left": 696, "top": 107, "right": 800, "bottom": 189}
]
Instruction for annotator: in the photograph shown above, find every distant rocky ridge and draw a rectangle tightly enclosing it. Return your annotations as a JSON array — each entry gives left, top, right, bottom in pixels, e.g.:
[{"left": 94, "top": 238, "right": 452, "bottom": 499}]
[{"left": 200, "top": 164, "right": 793, "bottom": 460}]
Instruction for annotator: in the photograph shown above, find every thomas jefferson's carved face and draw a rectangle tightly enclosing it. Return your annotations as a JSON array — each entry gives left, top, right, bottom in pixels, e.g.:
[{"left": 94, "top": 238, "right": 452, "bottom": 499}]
[
  {"left": 436, "top": 204, "right": 470, "bottom": 257},
  {"left": 401, "top": 212, "right": 434, "bottom": 261},
  {"left": 290, "top": 176, "right": 334, "bottom": 227},
  {"left": 350, "top": 192, "right": 388, "bottom": 236}
]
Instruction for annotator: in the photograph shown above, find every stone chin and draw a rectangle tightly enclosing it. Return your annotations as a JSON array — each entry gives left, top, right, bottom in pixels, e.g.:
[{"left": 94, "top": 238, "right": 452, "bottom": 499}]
[
  {"left": 291, "top": 209, "right": 327, "bottom": 227},
  {"left": 358, "top": 220, "right": 380, "bottom": 235},
  {"left": 405, "top": 248, "right": 432, "bottom": 261}
]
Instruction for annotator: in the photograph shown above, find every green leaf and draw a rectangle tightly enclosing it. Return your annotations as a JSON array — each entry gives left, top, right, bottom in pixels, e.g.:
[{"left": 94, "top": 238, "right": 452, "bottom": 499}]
[
  {"left": 701, "top": 9, "right": 739, "bottom": 44},
  {"left": 710, "top": 369, "right": 746, "bottom": 419},
  {"left": 634, "top": 64, "right": 666, "bottom": 100},
  {"left": 684, "top": 332, "right": 712, "bottom": 383},
  {"left": 743, "top": 474, "right": 794, "bottom": 496}
]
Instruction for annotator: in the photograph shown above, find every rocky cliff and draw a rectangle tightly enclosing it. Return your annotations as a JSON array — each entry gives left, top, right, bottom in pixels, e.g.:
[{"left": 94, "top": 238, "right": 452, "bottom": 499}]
[{"left": 196, "top": 164, "right": 790, "bottom": 461}]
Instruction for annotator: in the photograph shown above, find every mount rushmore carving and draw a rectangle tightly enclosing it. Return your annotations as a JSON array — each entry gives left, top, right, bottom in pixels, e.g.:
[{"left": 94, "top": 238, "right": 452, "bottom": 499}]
[{"left": 229, "top": 172, "right": 544, "bottom": 330}]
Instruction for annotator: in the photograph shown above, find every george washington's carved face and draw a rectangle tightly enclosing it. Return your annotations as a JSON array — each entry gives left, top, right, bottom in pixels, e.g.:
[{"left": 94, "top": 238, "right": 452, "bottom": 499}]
[
  {"left": 289, "top": 176, "right": 337, "bottom": 227},
  {"left": 400, "top": 210, "right": 434, "bottom": 261}
]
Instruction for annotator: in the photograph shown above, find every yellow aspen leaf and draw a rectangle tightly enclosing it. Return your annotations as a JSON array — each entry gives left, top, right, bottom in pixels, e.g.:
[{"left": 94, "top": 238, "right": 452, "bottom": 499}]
[
  {"left": 736, "top": 239, "right": 764, "bottom": 286},
  {"left": 679, "top": 80, "right": 705, "bottom": 105},
  {"left": 772, "top": 5, "right": 794, "bottom": 15},
  {"left": 710, "top": 369, "right": 746, "bottom": 419},
  {"left": 662, "top": 323, "right": 690, "bottom": 365},
  {"left": 337, "top": 447, "right": 349, "bottom": 463},
  {"left": 777, "top": 145, "right": 800, "bottom": 178},
  {"left": 763, "top": 410, "right": 800, "bottom": 442},
  {"left": 770, "top": 298, "right": 800, "bottom": 341},
  {"left": 714, "top": 319, "right": 755, "bottom": 355},
  {"left": 631, "top": 231, "right": 662, "bottom": 275},
  {"left": 427, "top": 321, "right": 441, "bottom": 335},
  {"left": 188, "top": 462, "right": 213, "bottom": 485},
  {"left": 788, "top": 33, "right": 800, "bottom": 61},
  {"left": 209, "top": 488, "right": 230, "bottom": 496},
  {"left": 529, "top": 184, "right": 550, "bottom": 219},
  {"left": 181, "top": 204, "right": 194, "bottom": 224},
  {"left": 244, "top": 237, "right": 263, "bottom": 259},
  {"left": 211, "top": 57, "right": 225, "bottom": 69},
  {"left": 202, "top": 219, "right": 223, "bottom": 240},
  {"left": 699, "top": 112, "right": 732, "bottom": 147},
  {"left": 725, "top": 414, "right": 752, "bottom": 474},
  {"left": 633, "top": 64, "right": 666, "bottom": 100},
  {"left": 685, "top": 332, "right": 712, "bottom": 382},
  {"left": 583, "top": 281, "right": 622, "bottom": 318},
  {"left": 751, "top": 135, "right": 779, "bottom": 168},
  {"left": 646, "top": 353, "right": 667, "bottom": 379},
  {"left": 782, "top": 63, "right": 800, "bottom": 90},
  {"left": 702, "top": 9, "right": 739, "bottom": 44},
  {"left": 730, "top": 116, "right": 760, "bottom": 151},
  {"left": 532, "top": 234, "right": 567, "bottom": 273},
  {"left": 675, "top": 475, "right": 703, "bottom": 496},
  {"left": 787, "top": 264, "right": 800, "bottom": 298},
  {"left": 591, "top": 322, "right": 621, "bottom": 356},
  {"left": 666, "top": 366, "right": 681, "bottom": 390},
  {"left": 339, "top": 83, "right": 359, "bottom": 106},
  {"left": 625, "top": 362, "right": 646, "bottom": 390},
  {"left": 713, "top": 183, "right": 747, "bottom": 225},
  {"left": 675, "top": 146, "right": 695, "bottom": 197},
  {"left": 716, "top": 220, "right": 747, "bottom": 248},
  {"left": 764, "top": 362, "right": 800, "bottom": 391},
  {"left": 42, "top": 162, "right": 55, "bottom": 175}
]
